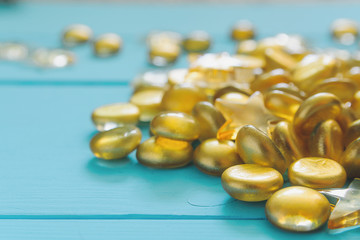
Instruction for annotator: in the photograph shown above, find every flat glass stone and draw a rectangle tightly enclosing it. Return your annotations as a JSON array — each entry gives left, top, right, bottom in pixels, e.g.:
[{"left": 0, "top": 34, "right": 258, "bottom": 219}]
[
  {"left": 0, "top": 42, "right": 28, "bottom": 61},
  {"left": 62, "top": 24, "right": 93, "bottom": 47},
  {"left": 31, "top": 48, "right": 76, "bottom": 68},
  {"left": 93, "top": 33, "right": 122, "bottom": 57}
]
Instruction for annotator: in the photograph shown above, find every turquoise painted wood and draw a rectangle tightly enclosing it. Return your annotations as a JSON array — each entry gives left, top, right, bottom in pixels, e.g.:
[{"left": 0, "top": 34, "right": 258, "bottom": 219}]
[
  {"left": 0, "top": 2, "right": 359, "bottom": 239},
  {"left": 0, "top": 220, "right": 359, "bottom": 240}
]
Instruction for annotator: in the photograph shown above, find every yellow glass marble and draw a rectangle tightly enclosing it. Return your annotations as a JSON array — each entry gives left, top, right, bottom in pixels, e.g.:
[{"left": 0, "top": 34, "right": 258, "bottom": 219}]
[
  {"left": 221, "top": 164, "right": 283, "bottom": 202},
  {"left": 271, "top": 121, "right": 304, "bottom": 166},
  {"left": 309, "top": 78, "right": 357, "bottom": 102},
  {"left": 293, "top": 93, "right": 342, "bottom": 138},
  {"left": 292, "top": 54, "right": 337, "bottom": 92},
  {"left": 62, "top": 24, "right": 93, "bottom": 47},
  {"left": 130, "top": 89, "right": 164, "bottom": 122},
  {"left": 331, "top": 19, "right": 358, "bottom": 45},
  {"left": 148, "top": 31, "right": 181, "bottom": 66},
  {"left": 340, "top": 137, "right": 360, "bottom": 178},
  {"left": 344, "top": 119, "right": 360, "bottom": 147},
  {"left": 309, "top": 120, "right": 343, "bottom": 161},
  {"left": 264, "top": 90, "right": 302, "bottom": 121},
  {"left": 161, "top": 83, "right": 207, "bottom": 114},
  {"left": 231, "top": 20, "right": 255, "bottom": 40},
  {"left": 132, "top": 71, "right": 168, "bottom": 92},
  {"left": 250, "top": 68, "right": 291, "bottom": 93},
  {"left": 150, "top": 111, "right": 199, "bottom": 141},
  {"left": 289, "top": 157, "right": 347, "bottom": 188},
  {"left": 136, "top": 136, "right": 193, "bottom": 168},
  {"left": 192, "top": 101, "right": 225, "bottom": 141},
  {"left": 93, "top": 33, "right": 122, "bottom": 57},
  {"left": 265, "top": 186, "right": 331, "bottom": 232},
  {"left": 235, "top": 39, "right": 257, "bottom": 55},
  {"left": 235, "top": 125, "right": 287, "bottom": 174},
  {"left": 90, "top": 126, "right": 142, "bottom": 160},
  {"left": 194, "top": 139, "right": 243, "bottom": 176},
  {"left": 264, "top": 48, "right": 297, "bottom": 71},
  {"left": 167, "top": 68, "right": 188, "bottom": 86},
  {"left": 215, "top": 91, "right": 281, "bottom": 140},
  {"left": 183, "top": 31, "right": 211, "bottom": 52},
  {"left": 91, "top": 103, "right": 140, "bottom": 131}
]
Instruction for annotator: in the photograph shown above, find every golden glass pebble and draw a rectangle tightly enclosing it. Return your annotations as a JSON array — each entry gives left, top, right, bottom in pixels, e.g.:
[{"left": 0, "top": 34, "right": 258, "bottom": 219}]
[
  {"left": 293, "top": 93, "right": 342, "bottom": 138},
  {"left": 309, "top": 78, "right": 357, "bottom": 102},
  {"left": 132, "top": 71, "right": 168, "bottom": 92},
  {"left": 150, "top": 111, "right": 199, "bottom": 141},
  {"left": 231, "top": 20, "right": 255, "bottom": 40},
  {"left": 331, "top": 19, "right": 358, "bottom": 45},
  {"left": 212, "top": 83, "right": 251, "bottom": 101},
  {"left": 346, "top": 66, "right": 360, "bottom": 87},
  {"left": 267, "top": 82, "right": 306, "bottom": 99},
  {"left": 31, "top": 48, "right": 76, "bottom": 68},
  {"left": 221, "top": 164, "right": 283, "bottom": 202},
  {"left": 250, "top": 68, "right": 291, "bottom": 93},
  {"left": 194, "top": 139, "right": 243, "bottom": 176},
  {"left": 183, "top": 31, "right": 211, "bottom": 52},
  {"left": 167, "top": 68, "right": 188, "bottom": 86},
  {"left": 0, "top": 42, "right": 28, "bottom": 61},
  {"left": 93, "top": 33, "right": 122, "bottom": 57},
  {"left": 91, "top": 103, "right": 140, "bottom": 131},
  {"left": 309, "top": 120, "right": 343, "bottom": 161},
  {"left": 147, "top": 31, "right": 181, "bottom": 66},
  {"left": 130, "top": 89, "right": 164, "bottom": 122},
  {"left": 344, "top": 119, "right": 360, "bottom": 147},
  {"left": 90, "top": 126, "right": 142, "bottom": 160},
  {"left": 235, "top": 39, "right": 257, "bottom": 55},
  {"left": 235, "top": 125, "right": 287, "bottom": 174},
  {"left": 62, "top": 24, "right": 93, "bottom": 47},
  {"left": 264, "top": 90, "right": 302, "bottom": 121},
  {"left": 292, "top": 54, "right": 337, "bottom": 92},
  {"left": 340, "top": 137, "right": 360, "bottom": 178},
  {"left": 289, "top": 157, "right": 347, "bottom": 189},
  {"left": 136, "top": 136, "right": 193, "bottom": 169},
  {"left": 271, "top": 121, "right": 304, "bottom": 166},
  {"left": 215, "top": 91, "right": 281, "bottom": 140},
  {"left": 265, "top": 186, "right": 331, "bottom": 232},
  {"left": 161, "top": 83, "right": 207, "bottom": 114},
  {"left": 264, "top": 48, "right": 297, "bottom": 71},
  {"left": 219, "top": 92, "right": 249, "bottom": 103},
  {"left": 351, "top": 90, "right": 360, "bottom": 118},
  {"left": 192, "top": 101, "right": 225, "bottom": 141}
]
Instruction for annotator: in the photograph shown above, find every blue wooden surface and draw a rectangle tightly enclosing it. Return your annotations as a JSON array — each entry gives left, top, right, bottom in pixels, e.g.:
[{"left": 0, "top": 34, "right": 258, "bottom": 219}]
[{"left": 1, "top": 2, "right": 360, "bottom": 239}]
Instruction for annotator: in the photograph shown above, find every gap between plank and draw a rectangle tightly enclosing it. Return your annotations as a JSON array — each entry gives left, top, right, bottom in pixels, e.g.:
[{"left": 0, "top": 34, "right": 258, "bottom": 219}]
[{"left": 0, "top": 80, "right": 130, "bottom": 86}]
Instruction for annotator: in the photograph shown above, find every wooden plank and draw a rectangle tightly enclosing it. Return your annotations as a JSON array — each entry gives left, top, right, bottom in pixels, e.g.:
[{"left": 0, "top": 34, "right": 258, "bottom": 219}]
[
  {"left": 0, "top": 219, "right": 358, "bottom": 240},
  {"left": 0, "top": 85, "right": 267, "bottom": 218}
]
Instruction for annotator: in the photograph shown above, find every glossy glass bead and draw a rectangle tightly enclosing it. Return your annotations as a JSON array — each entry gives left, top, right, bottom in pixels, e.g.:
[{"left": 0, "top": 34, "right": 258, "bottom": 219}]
[
  {"left": 289, "top": 157, "right": 347, "bottom": 189},
  {"left": 0, "top": 42, "right": 28, "bottom": 61},
  {"left": 271, "top": 121, "right": 304, "bottom": 166},
  {"left": 132, "top": 71, "right": 168, "bottom": 92},
  {"left": 264, "top": 48, "right": 297, "bottom": 71},
  {"left": 293, "top": 93, "right": 342, "bottom": 138},
  {"left": 235, "top": 125, "right": 287, "bottom": 174},
  {"left": 130, "top": 89, "right": 164, "bottom": 122},
  {"left": 150, "top": 111, "right": 199, "bottom": 141},
  {"left": 192, "top": 101, "right": 225, "bottom": 141},
  {"left": 267, "top": 83, "right": 306, "bottom": 99},
  {"left": 161, "top": 83, "right": 207, "bottom": 114},
  {"left": 91, "top": 103, "right": 140, "bottom": 131},
  {"left": 266, "top": 186, "right": 331, "bottom": 232},
  {"left": 194, "top": 139, "right": 243, "bottom": 176},
  {"left": 231, "top": 20, "right": 255, "bottom": 40},
  {"left": 31, "top": 48, "right": 76, "bottom": 68},
  {"left": 344, "top": 119, "right": 360, "bottom": 147},
  {"left": 147, "top": 31, "right": 181, "bottom": 66},
  {"left": 136, "top": 136, "right": 193, "bottom": 168},
  {"left": 218, "top": 92, "right": 249, "bottom": 103},
  {"left": 331, "top": 19, "right": 358, "bottom": 45},
  {"left": 221, "top": 164, "right": 283, "bottom": 202},
  {"left": 351, "top": 90, "right": 360, "bottom": 118},
  {"left": 62, "top": 24, "right": 92, "bottom": 47},
  {"left": 250, "top": 68, "right": 291, "bottom": 93},
  {"left": 340, "top": 137, "right": 360, "bottom": 178},
  {"left": 292, "top": 54, "right": 337, "bottom": 92},
  {"left": 309, "top": 119, "right": 343, "bottom": 161},
  {"left": 264, "top": 90, "right": 302, "bottom": 121},
  {"left": 167, "top": 68, "right": 188, "bottom": 86},
  {"left": 90, "top": 126, "right": 142, "bottom": 160},
  {"left": 93, "top": 33, "right": 122, "bottom": 57},
  {"left": 183, "top": 31, "right": 211, "bottom": 52},
  {"left": 235, "top": 39, "right": 257, "bottom": 55}
]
